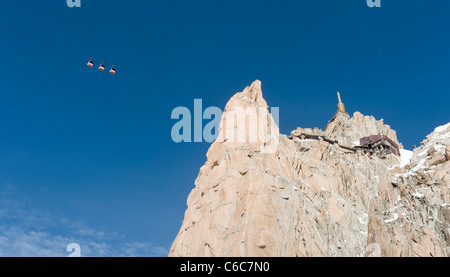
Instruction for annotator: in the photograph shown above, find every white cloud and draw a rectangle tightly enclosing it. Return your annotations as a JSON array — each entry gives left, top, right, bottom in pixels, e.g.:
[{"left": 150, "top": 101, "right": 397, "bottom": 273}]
[{"left": 0, "top": 184, "right": 168, "bottom": 257}]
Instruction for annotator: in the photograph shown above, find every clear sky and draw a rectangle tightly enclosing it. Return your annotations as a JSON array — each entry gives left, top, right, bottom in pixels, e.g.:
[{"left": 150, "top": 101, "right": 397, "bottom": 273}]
[{"left": 0, "top": 0, "right": 449, "bottom": 256}]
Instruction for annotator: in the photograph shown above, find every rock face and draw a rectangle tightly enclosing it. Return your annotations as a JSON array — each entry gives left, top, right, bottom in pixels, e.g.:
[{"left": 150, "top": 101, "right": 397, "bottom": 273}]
[{"left": 169, "top": 81, "right": 450, "bottom": 257}]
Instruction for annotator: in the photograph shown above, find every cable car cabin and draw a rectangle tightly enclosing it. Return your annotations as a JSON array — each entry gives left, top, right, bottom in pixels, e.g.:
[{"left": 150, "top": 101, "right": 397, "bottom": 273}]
[
  {"left": 358, "top": 135, "right": 400, "bottom": 158},
  {"left": 99, "top": 64, "right": 105, "bottom": 71},
  {"left": 87, "top": 60, "right": 94, "bottom": 67},
  {"left": 109, "top": 66, "right": 116, "bottom": 75}
]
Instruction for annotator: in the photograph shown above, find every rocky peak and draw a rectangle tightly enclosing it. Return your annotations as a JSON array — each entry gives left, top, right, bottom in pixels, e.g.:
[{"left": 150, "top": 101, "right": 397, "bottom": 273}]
[
  {"left": 224, "top": 80, "right": 268, "bottom": 111},
  {"left": 170, "top": 81, "right": 449, "bottom": 257},
  {"left": 324, "top": 111, "right": 402, "bottom": 149},
  {"left": 215, "top": 80, "right": 279, "bottom": 154}
]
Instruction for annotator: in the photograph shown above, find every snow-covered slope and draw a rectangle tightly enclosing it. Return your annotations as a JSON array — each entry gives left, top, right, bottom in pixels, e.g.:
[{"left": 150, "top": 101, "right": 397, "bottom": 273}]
[
  {"left": 406, "top": 122, "right": 450, "bottom": 173},
  {"left": 399, "top": 149, "right": 413, "bottom": 167}
]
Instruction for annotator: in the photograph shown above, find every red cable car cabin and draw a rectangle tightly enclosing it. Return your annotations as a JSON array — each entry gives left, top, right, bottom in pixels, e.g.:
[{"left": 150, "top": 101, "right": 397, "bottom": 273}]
[
  {"left": 109, "top": 66, "right": 116, "bottom": 75},
  {"left": 99, "top": 63, "right": 105, "bottom": 71},
  {"left": 87, "top": 60, "right": 94, "bottom": 67}
]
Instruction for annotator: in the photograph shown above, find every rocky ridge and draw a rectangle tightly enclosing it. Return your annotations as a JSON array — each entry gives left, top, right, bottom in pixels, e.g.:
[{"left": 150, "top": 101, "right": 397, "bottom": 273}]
[{"left": 169, "top": 81, "right": 449, "bottom": 257}]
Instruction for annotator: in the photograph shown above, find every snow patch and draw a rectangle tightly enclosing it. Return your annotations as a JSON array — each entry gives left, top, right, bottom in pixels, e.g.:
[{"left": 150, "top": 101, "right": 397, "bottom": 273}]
[
  {"left": 412, "top": 190, "right": 425, "bottom": 199},
  {"left": 411, "top": 158, "right": 426, "bottom": 172},
  {"left": 417, "top": 149, "right": 428, "bottom": 157},
  {"left": 358, "top": 213, "right": 368, "bottom": 225},
  {"left": 299, "top": 139, "right": 318, "bottom": 142},
  {"left": 434, "top": 122, "right": 450, "bottom": 133},
  {"left": 390, "top": 204, "right": 403, "bottom": 212},
  {"left": 399, "top": 149, "right": 413, "bottom": 167},
  {"left": 384, "top": 213, "right": 399, "bottom": 223}
]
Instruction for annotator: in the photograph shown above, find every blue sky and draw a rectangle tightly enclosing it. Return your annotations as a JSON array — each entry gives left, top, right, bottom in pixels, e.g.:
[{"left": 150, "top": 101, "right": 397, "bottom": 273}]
[{"left": 0, "top": 0, "right": 449, "bottom": 256}]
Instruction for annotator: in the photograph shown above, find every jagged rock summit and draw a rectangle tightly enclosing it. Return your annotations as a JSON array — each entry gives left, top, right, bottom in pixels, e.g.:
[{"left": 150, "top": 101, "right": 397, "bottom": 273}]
[{"left": 169, "top": 81, "right": 449, "bottom": 257}]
